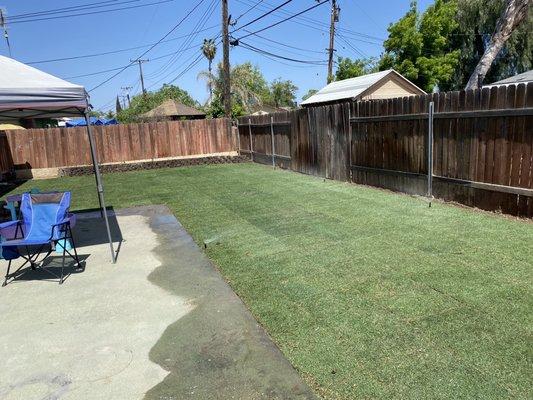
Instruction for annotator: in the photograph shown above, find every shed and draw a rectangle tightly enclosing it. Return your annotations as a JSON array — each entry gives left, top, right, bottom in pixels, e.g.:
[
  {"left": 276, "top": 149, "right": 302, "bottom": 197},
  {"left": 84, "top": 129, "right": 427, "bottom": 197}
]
[
  {"left": 301, "top": 69, "right": 426, "bottom": 107},
  {"left": 141, "top": 99, "right": 205, "bottom": 120}
]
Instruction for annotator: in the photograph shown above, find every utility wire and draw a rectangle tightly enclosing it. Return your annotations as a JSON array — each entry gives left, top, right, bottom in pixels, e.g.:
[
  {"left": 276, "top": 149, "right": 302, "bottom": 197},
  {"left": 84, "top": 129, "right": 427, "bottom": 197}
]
[
  {"left": 239, "top": 41, "right": 328, "bottom": 64},
  {"left": 243, "top": 29, "right": 325, "bottom": 54},
  {"left": 231, "top": 0, "right": 292, "bottom": 33},
  {"left": 6, "top": 0, "right": 120, "bottom": 19},
  {"left": 26, "top": 25, "right": 218, "bottom": 65},
  {"left": 7, "top": 0, "right": 176, "bottom": 25},
  {"left": 234, "top": 0, "right": 329, "bottom": 41},
  {"left": 88, "top": 0, "right": 207, "bottom": 92},
  {"left": 233, "top": 0, "right": 264, "bottom": 24},
  {"left": 235, "top": 0, "right": 383, "bottom": 44},
  {"left": 145, "top": 0, "right": 218, "bottom": 80},
  {"left": 65, "top": 40, "right": 205, "bottom": 79}
]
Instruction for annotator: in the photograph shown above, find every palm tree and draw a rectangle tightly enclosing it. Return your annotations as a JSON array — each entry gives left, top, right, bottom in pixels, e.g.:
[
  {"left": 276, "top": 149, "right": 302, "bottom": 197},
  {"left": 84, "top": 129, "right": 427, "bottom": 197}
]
[{"left": 201, "top": 39, "right": 217, "bottom": 102}]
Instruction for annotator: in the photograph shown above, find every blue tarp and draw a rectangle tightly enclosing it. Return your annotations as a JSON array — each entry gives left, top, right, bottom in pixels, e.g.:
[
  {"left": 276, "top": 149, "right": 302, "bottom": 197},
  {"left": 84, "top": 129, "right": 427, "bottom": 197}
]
[{"left": 65, "top": 117, "right": 118, "bottom": 127}]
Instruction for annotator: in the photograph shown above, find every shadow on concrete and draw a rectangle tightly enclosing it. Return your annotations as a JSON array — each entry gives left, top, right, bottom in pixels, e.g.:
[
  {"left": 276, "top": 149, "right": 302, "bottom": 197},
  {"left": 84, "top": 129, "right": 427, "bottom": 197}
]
[
  {"left": 5, "top": 254, "right": 90, "bottom": 285},
  {"left": 73, "top": 207, "right": 123, "bottom": 260}
]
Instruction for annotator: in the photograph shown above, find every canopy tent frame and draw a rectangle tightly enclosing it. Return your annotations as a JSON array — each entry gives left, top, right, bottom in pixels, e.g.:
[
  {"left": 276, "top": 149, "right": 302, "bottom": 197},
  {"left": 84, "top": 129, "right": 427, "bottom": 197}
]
[{"left": 0, "top": 55, "right": 116, "bottom": 263}]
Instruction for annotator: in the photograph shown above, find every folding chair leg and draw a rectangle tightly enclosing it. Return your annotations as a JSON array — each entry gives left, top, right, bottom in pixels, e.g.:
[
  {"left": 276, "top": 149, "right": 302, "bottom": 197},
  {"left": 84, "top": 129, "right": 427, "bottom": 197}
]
[
  {"left": 68, "top": 225, "right": 81, "bottom": 267},
  {"left": 2, "top": 259, "right": 11, "bottom": 287},
  {"left": 59, "top": 243, "right": 66, "bottom": 285}
]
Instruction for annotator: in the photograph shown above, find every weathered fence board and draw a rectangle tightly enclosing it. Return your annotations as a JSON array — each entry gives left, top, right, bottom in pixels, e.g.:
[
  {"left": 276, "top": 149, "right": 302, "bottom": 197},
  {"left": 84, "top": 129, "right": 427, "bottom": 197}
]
[
  {"left": 239, "top": 83, "right": 533, "bottom": 218},
  {"left": 1, "top": 118, "right": 235, "bottom": 170}
]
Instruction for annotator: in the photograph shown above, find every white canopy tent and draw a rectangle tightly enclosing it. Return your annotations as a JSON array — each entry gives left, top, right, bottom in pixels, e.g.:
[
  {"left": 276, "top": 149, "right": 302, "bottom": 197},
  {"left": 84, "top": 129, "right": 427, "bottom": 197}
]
[{"left": 0, "top": 55, "right": 116, "bottom": 263}]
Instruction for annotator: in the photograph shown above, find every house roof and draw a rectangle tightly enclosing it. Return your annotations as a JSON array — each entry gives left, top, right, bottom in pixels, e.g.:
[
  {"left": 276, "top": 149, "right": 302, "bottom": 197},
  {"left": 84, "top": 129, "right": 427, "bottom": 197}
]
[
  {"left": 300, "top": 69, "right": 425, "bottom": 106},
  {"left": 141, "top": 99, "right": 205, "bottom": 118},
  {"left": 487, "top": 70, "right": 533, "bottom": 86}
]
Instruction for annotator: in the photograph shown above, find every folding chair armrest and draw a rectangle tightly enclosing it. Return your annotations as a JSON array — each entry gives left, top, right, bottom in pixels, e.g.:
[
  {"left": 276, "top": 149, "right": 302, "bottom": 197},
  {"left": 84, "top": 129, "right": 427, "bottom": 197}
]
[
  {"left": 52, "top": 213, "right": 76, "bottom": 228},
  {"left": 50, "top": 213, "right": 76, "bottom": 240},
  {"left": 0, "top": 220, "right": 23, "bottom": 240}
]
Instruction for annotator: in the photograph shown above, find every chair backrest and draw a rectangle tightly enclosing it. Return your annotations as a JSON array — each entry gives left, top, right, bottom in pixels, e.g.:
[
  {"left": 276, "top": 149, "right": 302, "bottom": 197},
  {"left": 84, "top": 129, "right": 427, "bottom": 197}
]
[{"left": 20, "top": 192, "right": 71, "bottom": 241}]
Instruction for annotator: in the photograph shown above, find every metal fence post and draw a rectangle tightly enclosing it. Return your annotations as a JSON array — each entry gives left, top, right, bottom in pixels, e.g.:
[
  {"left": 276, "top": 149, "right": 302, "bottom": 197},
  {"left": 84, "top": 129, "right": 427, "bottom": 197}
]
[
  {"left": 248, "top": 118, "right": 253, "bottom": 162},
  {"left": 427, "top": 101, "right": 434, "bottom": 206},
  {"left": 270, "top": 116, "right": 275, "bottom": 168}
]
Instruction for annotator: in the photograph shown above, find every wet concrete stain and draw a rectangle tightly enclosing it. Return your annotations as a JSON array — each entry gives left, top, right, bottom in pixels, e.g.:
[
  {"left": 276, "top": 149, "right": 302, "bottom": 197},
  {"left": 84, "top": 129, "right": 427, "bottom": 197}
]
[{"left": 117, "top": 206, "right": 317, "bottom": 400}]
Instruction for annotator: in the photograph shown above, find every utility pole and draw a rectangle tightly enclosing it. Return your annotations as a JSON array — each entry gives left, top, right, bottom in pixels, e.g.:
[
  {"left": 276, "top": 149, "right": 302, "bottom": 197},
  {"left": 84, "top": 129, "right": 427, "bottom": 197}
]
[
  {"left": 327, "top": 0, "right": 339, "bottom": 83},
  {"left": 121, "top": 86, "right": 132, "bottom": 107},
  {"left": 221, "top": 0, "right": 231, "bottom": 117},
  {"left": 131, "top": 59, "right": 149, "bottom": 95},
  {"left": 0, "top": 9, "right": 12, "bottom": 57}
]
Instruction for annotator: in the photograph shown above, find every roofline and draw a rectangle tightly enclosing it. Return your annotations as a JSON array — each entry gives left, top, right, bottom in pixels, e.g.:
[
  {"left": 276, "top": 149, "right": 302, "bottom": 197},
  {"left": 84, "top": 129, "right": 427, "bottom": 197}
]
[
  {"left": 301, "top": 69, "right": 426, "bottom": 106},
  {"left": 357, "top": 70, "right": 426, "bottom": 99}
]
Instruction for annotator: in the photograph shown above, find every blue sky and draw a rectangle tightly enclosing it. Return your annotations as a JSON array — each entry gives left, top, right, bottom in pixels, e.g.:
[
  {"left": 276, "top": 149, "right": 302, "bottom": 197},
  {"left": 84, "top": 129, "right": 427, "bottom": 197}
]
[{"left": 0, "top": 0, "right": 433, "bottom": 111}]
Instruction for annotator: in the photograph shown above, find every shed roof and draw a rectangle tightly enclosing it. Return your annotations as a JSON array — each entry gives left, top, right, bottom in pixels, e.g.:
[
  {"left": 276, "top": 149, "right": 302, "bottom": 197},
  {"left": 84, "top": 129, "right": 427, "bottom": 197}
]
[
  {"left": 300, "top": 69, "right": 425, "bottom": 106},
  {"left": 487, "top": 70, "right": 533, "bottom": 86},
  {"left": 141, "top": 99, "right": 205, "bottom": 118}
]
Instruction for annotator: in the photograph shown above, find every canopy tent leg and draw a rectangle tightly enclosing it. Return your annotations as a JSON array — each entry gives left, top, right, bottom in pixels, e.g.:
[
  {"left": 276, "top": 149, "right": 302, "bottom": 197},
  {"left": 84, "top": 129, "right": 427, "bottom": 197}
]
[{"left": 84, "top": 112, "right": 116, "bottom": 264}]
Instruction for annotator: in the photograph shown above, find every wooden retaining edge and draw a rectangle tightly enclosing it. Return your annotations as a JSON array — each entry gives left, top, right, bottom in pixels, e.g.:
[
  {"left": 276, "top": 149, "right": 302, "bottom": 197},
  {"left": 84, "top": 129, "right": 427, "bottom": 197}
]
[
  {"left": 349, "top": 107, "right": 533, "bottom": 122},
  {"left": 350, "top": 165, "right": 533, "bottom": 197}
]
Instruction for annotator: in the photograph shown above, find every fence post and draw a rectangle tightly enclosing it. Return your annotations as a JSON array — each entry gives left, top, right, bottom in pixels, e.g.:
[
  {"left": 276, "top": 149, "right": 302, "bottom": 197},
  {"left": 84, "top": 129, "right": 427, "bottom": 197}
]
[
  {"left": 248, "top": 118, "right": 253, "bottom": 162},
  {"left": 235, "top": 119, "right": 240, "bottom": 154},
  {"left": 427, "top": 101, "right": 434, "bottom": 206},
  {"left": 270, "top": 116, "right": 275, "bottom": 168}
]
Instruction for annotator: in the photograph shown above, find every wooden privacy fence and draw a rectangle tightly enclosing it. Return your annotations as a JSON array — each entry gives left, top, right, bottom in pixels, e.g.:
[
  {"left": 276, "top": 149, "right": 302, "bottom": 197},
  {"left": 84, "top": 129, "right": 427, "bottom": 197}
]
[
  {"left": 238, "top": 82, "right": 533, "bottom": 218},
  {"left": 0, "top": 132, "right": 13, "bottom": 175},
  {"left": 1, "top": 118, "right": 235, "bottom": 170}
]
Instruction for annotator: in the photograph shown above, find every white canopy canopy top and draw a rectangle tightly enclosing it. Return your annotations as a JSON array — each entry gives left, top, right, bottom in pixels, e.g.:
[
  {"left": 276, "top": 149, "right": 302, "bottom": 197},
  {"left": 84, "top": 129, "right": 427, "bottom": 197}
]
[{"left": 0, "top": 55, "right": 87, "bottom": 118}]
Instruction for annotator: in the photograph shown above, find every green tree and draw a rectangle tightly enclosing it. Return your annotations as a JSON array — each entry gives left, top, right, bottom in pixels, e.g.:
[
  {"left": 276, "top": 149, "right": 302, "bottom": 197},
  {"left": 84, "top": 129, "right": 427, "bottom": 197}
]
[
  {"left": 205, "top": 62, "right": 270, "bottom": 115},
  {"left": 335, "top": 57, "right": 378, "bottom": 81},
  {"left": 456, "top": 0, "right": 532, "bottom": 88},
  {"left": 269, "top": 78, "right": 298, "bottom": 108},
  {"left": 301, "top": 89, "right": 318, "bottom": 102},
  {"left": 379, "top": 0, "right": 460, "bottom": 92},
  {"left": 201, "top": 38, "right": 217, "bottom": 102},
  {"left": 117, "top": 84, "right": 198, "bottom": 123}
]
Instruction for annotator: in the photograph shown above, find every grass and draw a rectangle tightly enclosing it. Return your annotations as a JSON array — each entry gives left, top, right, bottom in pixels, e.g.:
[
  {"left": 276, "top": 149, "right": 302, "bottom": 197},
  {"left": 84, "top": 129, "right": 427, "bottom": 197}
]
[{"left": 4, "top": 163, "right": 532, "bottom": 399}]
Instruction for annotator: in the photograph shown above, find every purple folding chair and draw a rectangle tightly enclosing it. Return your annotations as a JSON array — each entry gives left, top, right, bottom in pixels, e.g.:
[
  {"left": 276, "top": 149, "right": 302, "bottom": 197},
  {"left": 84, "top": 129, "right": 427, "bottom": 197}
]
[{"left": 0, "top": 192, "right": 80, "bottom": 285}]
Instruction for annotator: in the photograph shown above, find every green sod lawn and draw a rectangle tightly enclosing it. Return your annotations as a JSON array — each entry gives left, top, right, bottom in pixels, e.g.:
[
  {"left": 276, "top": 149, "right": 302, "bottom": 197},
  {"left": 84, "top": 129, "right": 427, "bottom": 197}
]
[{"left": 4, "top": 163, "right": 532, "bottom": 399}]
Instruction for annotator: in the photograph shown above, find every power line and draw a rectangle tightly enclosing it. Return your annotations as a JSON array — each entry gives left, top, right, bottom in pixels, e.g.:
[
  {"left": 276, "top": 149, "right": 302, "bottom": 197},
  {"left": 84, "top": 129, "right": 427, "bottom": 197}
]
[
  {"left": 239, "top": 41, "right": 328, "bottom": 65},
  {"left": 234, "top": 0, "right": 329, "bottom": 41},
  {"left": 88, "top": 0, "right": 207, "bottom": 92},
  {"left": 7, "top": 0, "right": 177, "bottom": 25},
  {"left": 235, "top": 0, "right": 383, "bottom": 44},
  {"left": 233, "top": 0, "right": 264, "bottom": 24},
  {"left": 64, "top": 41, "right": 206, "bottom": 80},
  {"left": 7, "top": 0, "right": 131, "bottom": 20},
  {"left": 144, "top": 0, "right": 218, "bottom": 80},
  {"left": 244, "top": 31, "right": 325, "bottom": 56},
  {"left": 26, "top": 25, "right": 218, "bottom": 65},
  {"left": 231, "top": 0, "right": 292, "bottom": 33}
]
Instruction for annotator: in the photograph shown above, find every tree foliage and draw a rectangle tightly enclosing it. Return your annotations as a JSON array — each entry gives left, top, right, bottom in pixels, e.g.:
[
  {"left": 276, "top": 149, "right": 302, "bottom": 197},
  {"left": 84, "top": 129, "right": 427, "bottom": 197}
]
[
  {"left": 379, "top": 0, "right": 460, "bottom": 92},
  {"left": 116, "top": 84, "right": 198, "bottom": 123},
  {"left": 335, "top": 57, "right": 378, "bottom": 81},
  {"left": 269, "top": 78, "right": 298, "bottom": 108},
  {"left": 379, "top": 0, "right": 531, "bottom": 91},
  {"left": 301, "top": 89, "right": 318, "bottom": 102},
  {"left": 457, "top": 0, "right": 532, "bottom": 88},
  {"left": 204, "top": 62, "right": 298, "bottom": 117}
]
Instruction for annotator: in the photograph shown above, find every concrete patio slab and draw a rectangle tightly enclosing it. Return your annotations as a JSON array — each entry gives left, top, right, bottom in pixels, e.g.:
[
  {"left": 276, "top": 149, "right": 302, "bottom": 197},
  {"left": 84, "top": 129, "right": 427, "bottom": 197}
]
[{"left": 0, "top": 206, "right": 317, "bottom": 400}]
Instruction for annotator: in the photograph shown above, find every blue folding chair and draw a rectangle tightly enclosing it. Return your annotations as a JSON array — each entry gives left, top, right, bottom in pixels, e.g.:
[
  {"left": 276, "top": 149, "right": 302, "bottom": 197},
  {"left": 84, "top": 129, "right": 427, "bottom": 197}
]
[{"left": 0, "top": 192, "right": 80, "bottom": 286}]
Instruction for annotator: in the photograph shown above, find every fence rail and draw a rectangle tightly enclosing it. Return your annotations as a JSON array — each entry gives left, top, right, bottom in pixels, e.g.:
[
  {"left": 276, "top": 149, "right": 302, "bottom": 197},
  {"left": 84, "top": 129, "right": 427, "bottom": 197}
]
[
  {"left": 0, "top": 118, "right": 235, "bottom": 171},
  {"left": 238, "top": 83, "right": 533, "bottom": 218}
]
